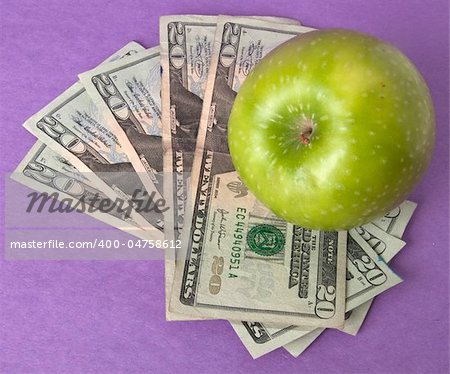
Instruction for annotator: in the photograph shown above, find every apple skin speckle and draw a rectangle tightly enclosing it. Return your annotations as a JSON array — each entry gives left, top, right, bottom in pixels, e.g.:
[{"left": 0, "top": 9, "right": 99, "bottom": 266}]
[{"left": 228, "top": 28, "right": 435, "bottom": 230}]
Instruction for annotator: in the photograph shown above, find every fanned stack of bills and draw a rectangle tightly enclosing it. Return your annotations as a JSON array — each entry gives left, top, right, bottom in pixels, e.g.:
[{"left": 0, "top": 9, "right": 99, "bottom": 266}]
[{"left": 12, "top": 15, "right": 417, "bottom": 358}]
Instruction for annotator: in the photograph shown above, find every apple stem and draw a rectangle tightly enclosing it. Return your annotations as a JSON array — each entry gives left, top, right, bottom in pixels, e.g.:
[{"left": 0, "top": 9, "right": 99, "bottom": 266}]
[
  {"left": 299, "top": 117, "right": 315, "bottom": 145},
  {"left": 300, "top": 130, "right": 312, "bottom": 144}
]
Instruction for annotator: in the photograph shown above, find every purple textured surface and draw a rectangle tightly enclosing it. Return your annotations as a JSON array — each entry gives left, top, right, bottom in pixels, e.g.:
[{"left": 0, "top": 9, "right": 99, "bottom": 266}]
[{"left": 0, "top": 0, "right": 448, "bottom": 372}]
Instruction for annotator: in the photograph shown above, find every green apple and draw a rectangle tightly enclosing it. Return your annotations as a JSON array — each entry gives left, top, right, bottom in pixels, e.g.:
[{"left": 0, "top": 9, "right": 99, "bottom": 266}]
[{"left": 228, "top": 29, "right": 435, "bottom": 230}]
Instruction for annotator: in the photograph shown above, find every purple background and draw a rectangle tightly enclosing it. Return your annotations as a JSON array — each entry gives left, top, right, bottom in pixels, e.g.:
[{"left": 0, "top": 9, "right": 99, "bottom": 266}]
[{"left": 0, "top": 0, "right": 448, "bottom": 372}]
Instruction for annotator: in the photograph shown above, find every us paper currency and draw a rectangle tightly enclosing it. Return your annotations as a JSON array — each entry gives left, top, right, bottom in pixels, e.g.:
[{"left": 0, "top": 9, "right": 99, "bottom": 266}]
[
  {"left": 22, "top": 80, "right": 164, "bottom": 232},
  {"left": 170, "top": 172, "right": 347, "bottom": 327},
  {"left": 277, "top": 224, "right": 405, "bottom": 355},
  {"left": 356, "top": 222, "right": 405, "bottom": 262},
  {"left": 339, "top": 207, "right": 414, "bottom": 336},
  {"left": 79, "top": 47, "right": 164, "bottom": 202},
  {"left": 160, "top": 14, "right": 217, "bottom": 244},
  {"left": 160, "top": 15, "right": 302, "bottom": 321},
  {"left": 336, "top": 222, "right": 405, "bottom": 336},
  {"left": 232, "top": 219, "right": 406, "bottom": 356},
  {"left": 23, "top": 42, "right": 164, "bottom": 234},
  {"left": 160, "top": 14, "right": 302, "bottom": 243},
  {"left": 170, "top": 171, "right": 347, "bottom": 326},
  {"left": 168, "top": 17, "right": 349, "bottom": 328},
  {"left": 172, "top": 173, "right": 345, "bottom": 327},
  {"left": 160, "top": 15, "right": 218, "bottom": 321},
  {"left": 231, "top": 322, "right": 312, "bottom": 359},
  {"left": 11, "top": 141, "right": 154, "bottom": 241},
  {"left": 284, "top": 328, "right": 324, "bottom": 357},
  {"left": 372, "top": 200, "right": 417, "bottom": 238},
  {"left": 323, "top": 218, "right": 410, "bottom": 336},
  {"left": 339, "top": 300, "right": 374, "bottom": 337},
  {"left": 345, "top": 229, "right": 402, "bottom": 311}
]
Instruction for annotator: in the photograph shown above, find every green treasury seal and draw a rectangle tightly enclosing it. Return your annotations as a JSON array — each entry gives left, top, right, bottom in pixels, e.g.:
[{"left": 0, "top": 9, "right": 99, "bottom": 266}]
[{"left": 246, "top": 224, "right": 285, "bottom": 256}]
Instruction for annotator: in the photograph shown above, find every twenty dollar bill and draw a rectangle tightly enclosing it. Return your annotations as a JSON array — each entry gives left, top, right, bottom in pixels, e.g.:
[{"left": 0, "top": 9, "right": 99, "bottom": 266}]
[{"left": 169, "top": 17, "right": 348, "bottom": 328}]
